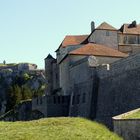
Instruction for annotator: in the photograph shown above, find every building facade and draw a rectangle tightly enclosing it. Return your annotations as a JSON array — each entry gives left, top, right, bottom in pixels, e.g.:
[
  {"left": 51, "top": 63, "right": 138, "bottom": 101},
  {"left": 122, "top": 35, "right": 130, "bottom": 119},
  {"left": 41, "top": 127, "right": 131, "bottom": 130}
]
[{"left": 33, "top": 21, "right": 140, "bottom": 129}]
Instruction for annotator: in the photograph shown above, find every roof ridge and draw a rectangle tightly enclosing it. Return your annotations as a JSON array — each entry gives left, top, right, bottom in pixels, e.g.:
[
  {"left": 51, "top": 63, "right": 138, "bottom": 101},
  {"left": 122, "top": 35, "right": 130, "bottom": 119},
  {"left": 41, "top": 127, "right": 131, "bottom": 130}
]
[
  {"left": 66, "top": 34, "right": 89, "bottom": 36},
  {"left": 96, "top": 22, "right": 117, "bottom": 30}
]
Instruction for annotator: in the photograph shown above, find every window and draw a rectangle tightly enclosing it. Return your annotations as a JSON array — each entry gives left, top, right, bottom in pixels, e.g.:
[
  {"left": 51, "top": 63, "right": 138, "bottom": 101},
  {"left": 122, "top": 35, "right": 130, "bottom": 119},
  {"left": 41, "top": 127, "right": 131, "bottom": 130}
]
[
  {"left": 124, "top": 36, "right": 127, "bottom": 44},
  {"left": 76, "top": 95, "right": 80, "bottom": 104},
  {"left": 62, "top": 96, "right": 65, "bottom": 104},
  {"left": 138, "top": 37, "right": 140, "bottom": 44},
  {"left": 72, "top": 95, "right": 80, "bottom": 105},
  {"left": 106, "top": 31, "right": 110, "bottom": 36},
  {"left": 40, "top": 98, "right": 42, "bottom": 104},
  {"left": 54, "top": 96, "right": 56, "bottom": 104},
  {"left": 82, "top": 93, "right": 86, "bottom": 103},
  {"left": 72, "top": 95, "right": 75, "bottom": 105},
  {"left": 56, "top": 73, "right": 58, "bottom": 80},
  {"left": 128, "top": 36, "right": 137, "bottom": 44},
  {"left": 58, "top": 96, "right": 61, "bottom": 104},
  {"left": 37, "top": 98, "right": 39, "bottom": 105}
]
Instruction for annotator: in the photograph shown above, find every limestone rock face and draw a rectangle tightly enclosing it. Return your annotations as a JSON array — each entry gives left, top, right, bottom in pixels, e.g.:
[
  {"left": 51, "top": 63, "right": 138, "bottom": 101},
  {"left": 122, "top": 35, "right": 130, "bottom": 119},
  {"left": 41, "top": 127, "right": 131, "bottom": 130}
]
[{"left": 0, "top": 63, "right": 45, "bottom": 116}]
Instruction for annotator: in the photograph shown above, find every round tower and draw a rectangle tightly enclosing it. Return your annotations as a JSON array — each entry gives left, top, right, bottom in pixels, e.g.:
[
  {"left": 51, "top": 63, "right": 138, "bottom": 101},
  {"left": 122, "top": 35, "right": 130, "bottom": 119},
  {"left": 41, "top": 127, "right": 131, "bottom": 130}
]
[{"left": 44, "top": 54, "right": 55, "bottom": 95}]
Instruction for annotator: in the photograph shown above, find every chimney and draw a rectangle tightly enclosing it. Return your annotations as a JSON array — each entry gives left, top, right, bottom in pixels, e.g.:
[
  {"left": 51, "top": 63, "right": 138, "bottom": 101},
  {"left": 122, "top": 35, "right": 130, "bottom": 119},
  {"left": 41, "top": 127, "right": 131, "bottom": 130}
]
[
  {"left": 128, "top": 21, "right": 137, "bottom": 28},
  {"left": 91, "top": 21, "right": 95, "bottom": 32}
]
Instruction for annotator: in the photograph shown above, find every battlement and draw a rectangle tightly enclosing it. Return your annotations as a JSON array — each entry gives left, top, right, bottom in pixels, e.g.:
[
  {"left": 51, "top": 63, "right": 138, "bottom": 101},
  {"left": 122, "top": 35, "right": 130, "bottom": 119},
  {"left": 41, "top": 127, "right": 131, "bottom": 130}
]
[{"left": 32, "top": 95, "right": 70, "bottom": 117}]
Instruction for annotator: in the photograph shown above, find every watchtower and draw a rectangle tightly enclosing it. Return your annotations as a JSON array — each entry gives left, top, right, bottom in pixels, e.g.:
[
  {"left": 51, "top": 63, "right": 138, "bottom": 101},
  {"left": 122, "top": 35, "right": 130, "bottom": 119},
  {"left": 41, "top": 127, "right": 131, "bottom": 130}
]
[{"left": 44, "top": 54, "right": 56, "bottom": 95}]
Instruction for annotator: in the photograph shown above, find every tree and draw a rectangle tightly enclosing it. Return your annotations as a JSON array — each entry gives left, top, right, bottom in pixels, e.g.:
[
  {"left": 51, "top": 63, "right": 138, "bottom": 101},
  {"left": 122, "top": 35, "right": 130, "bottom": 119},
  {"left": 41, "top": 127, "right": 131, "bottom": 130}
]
[
  {"left": 6, "top": 85, "right": 22, "bottom": 111},
  {"left": 21, "top": 85, "right": 32, "bottom": 100}
]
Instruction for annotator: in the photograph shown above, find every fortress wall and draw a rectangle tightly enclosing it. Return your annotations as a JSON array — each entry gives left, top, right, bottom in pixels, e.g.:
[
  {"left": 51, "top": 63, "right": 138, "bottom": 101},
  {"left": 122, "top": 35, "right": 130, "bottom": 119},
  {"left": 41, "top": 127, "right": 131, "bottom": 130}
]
[
  {"left": 59, "top": 57, "right": 71, "bottom": 95},
  {"left": 69, "top": 58, "right": 97, "bottom": 118},
  {"left": 113, "top": 119, "right": 140, "bottom": 140},
  {"left": 69, "top": 55, "right": 120, "bottom": 119},
  {"left": 59, "top": 55, "right": 86, "bottom": 95},
  {"left": 113, "top": 109, "right": 140, "bottom": 140},
  {"left": 46, "top": 95, "right": 70, "bottom": 117},
  {"left": 69, "top": 81, "right": 93, "bottom": 118},
  {"left": 32, "top": 96, "right": 47, "bottom": 116},
  {"left": 32, "top": 95, "right": 70, "bottom": 118},
  {"left": 96, "top": 56, "right": 121, "bottom": 65},
  {"left": 70, "top": 58, "right": 92, "bottom": 84},
  {"left": 95, "top": 54, "right": 140, "bottom": 128},
  {"left": 52, "top": 62, "right": 59, "bottom": 90}
]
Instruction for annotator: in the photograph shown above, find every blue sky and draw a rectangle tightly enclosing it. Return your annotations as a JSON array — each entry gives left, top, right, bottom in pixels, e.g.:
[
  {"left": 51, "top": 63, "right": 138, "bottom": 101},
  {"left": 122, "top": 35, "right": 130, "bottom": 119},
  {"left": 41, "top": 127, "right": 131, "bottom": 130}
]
[{"left": 0, "top": 0, "right": 139, "bottom": 68}]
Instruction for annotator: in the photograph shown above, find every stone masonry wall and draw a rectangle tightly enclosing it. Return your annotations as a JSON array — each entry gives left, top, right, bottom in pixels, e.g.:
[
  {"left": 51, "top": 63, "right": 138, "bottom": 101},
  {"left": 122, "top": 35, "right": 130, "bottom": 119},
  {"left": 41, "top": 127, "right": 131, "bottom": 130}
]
[
  {"left": 95, "top": 54, "right": 140, "bottom": 128},
  {"left": 113, "top": 109, "right": 140, "bottom": 140},
  {"left": 113, "top": 119, "right": 140, "bottom": 140},
  {"left": 69, "top": 58, "right": 98, "bottom": 118},
  {"left": 89, "top": 30, "right": 118, "bottom": 50},
  {"left": 32, "top": 95, "right": 70, "bottom": 118}
]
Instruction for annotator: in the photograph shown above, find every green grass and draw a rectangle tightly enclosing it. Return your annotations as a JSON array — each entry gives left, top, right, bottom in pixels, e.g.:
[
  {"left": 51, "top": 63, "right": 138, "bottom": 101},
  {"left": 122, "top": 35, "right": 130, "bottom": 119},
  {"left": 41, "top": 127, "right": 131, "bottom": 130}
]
[
  {"left": 122, "top": 110, "right": 140, "bottom": 119},
  {"left": 0, "top": 117, "right": 122, "bottom": 140}
]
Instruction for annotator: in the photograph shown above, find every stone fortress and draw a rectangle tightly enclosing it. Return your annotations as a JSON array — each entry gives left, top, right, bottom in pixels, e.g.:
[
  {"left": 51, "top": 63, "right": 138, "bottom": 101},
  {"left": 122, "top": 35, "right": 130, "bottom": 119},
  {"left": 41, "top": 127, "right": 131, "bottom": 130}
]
[{"left": 32, "top": 21, "right": 140, "bottom": 129}]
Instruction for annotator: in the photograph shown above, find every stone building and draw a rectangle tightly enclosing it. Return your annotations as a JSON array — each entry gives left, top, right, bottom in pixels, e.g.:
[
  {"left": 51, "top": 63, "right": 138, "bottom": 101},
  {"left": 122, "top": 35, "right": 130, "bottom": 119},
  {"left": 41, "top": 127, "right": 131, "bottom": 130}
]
[
  {"left": 119, "top": 21, "right": 140, "bottom": 54},
  {"left": 32, "top": 21, "right": 140, "bottom": 131}
]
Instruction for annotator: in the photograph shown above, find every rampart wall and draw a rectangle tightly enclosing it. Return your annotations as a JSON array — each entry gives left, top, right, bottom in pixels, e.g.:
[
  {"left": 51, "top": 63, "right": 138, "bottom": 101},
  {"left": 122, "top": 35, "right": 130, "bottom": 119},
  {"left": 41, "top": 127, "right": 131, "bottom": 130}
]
[
  {"left": 95, "top": 53, "right": 140, "bottom": 128},
  {"left": 113, "top": 109, "right": 140, "bottom": 140},
  {"left": 32, "top": 95, "right": 70, "bottom": 117}
]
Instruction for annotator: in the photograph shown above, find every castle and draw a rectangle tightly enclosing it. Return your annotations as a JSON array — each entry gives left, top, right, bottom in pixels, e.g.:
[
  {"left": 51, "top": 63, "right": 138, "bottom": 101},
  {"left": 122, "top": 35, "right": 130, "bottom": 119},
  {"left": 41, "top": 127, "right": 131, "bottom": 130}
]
[{"left": 32, "top": 21, "right": 140, "bottom": 129}]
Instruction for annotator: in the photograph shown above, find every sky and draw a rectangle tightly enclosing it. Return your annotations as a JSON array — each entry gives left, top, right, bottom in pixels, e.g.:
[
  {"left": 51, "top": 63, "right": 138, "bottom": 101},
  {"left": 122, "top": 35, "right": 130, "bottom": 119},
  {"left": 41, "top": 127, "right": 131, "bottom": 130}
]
[{"left": 0, "top": 0, "right": 140, "bottom": 69}]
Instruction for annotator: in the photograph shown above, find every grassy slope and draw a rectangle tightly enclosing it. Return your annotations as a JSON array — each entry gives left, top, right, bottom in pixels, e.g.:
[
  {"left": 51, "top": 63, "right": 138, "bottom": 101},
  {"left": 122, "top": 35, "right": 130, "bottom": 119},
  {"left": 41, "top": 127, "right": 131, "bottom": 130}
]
[
  {"left": 122, "top": 110, "right": 140, "bottom": 119},
  {"left": 0, "top": 117, "right": 122, "bottom": 140}
]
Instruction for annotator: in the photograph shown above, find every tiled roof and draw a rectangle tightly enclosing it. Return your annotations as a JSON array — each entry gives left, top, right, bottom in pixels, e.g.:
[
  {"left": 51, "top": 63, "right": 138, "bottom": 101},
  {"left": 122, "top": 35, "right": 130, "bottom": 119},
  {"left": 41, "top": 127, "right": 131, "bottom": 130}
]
[
  {"left": 61, "top": 35, "right": 89, "bottom": 47},
  {"left": 96, "top": 22, "right": 117, "bottom": 31},
  {"left": 119, "top": 23, "right": 140, "bottom": 35},
  {"left": 69, "top": 43, "right": 128, "bottom": 58}
]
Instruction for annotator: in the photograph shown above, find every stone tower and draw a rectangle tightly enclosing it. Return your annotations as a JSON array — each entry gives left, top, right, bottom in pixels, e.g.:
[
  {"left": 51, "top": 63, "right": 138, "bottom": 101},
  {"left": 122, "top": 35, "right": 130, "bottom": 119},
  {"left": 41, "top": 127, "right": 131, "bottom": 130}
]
[{"left": 44, "top": 54, "right": 56, "bottom": 95}]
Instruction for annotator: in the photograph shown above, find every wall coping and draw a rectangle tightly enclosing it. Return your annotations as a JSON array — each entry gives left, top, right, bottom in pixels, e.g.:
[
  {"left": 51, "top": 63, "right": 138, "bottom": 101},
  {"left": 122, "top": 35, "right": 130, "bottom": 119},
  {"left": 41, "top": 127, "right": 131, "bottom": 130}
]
[{"left": 112, "top": 108, "right": 140, "bottom": 121}]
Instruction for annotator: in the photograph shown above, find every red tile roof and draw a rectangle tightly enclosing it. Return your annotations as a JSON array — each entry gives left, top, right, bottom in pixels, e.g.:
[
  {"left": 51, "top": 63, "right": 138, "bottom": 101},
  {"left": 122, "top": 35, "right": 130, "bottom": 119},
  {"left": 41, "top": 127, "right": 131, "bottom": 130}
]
[
  {"left": 56, "top": 35, "right": 89, "bottom": 52},
  {"left": 61, "top": 35, "right": 88, "bottom": 47},
  {"left": 69, "top": 43, "right": 128, "bottom": 58},
  {"left": 96, "top": 22, "right": 117, "bottom": 31},
  {"left": 119, "top": 23, "right": 140, "bottom": 35}
]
